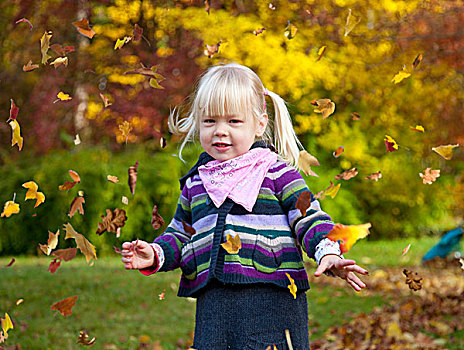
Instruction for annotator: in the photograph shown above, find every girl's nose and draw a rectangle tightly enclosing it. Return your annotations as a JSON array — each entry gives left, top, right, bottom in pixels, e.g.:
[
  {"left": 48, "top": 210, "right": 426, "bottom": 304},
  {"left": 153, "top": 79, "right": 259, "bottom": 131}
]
[{"left": 213, "top": 123, "right": 228, "bottom": 136}]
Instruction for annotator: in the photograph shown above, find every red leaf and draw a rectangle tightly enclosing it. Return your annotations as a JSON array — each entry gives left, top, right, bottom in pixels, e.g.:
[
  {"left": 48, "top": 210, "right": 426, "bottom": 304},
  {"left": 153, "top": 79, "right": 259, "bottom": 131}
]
[{"left": 48, "top": 258, "right": 61, "bottom": 273}]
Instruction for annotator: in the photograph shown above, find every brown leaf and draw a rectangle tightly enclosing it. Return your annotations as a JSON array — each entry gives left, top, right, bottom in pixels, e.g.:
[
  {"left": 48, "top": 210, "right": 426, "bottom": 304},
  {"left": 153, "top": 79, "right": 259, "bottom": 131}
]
[
  {"left": 47, "top": 258, "right": 61, "bottom": 273},
  {"left": 253, "top": 27, "right": 266, "bottom": 35},
  {"left": 133, "top": 24, "right": 143, "bottom": 42},
  {"left": 22, "top": 60, "right": 39, "bottom": 72},
  {"left": 77, "top": 330, "right": 96, "bottom": 345},
  {"left": 350, "top": 112, "right": 360, "bottom": 120},
  {"left": 64, "top": 223, "right": 97, "bottom": 263},
  {"left": 5, "top": 258, "right": 15, "bottom": 267},
  {"left": 412, "top": 53, "right": 423, "bottom": 69},
  {"left": 52, "top": 248, "right": 77, "bottom": 261},
  {"left": 403, "top": 269, "right": 422, "bottom": 291},
  {"left": 204, "top": 41, "right": 222, "bottom": 58},
  {"left": 158, "top": 289, "right": 166, "bottom": 300},
  {"left": 295, "top": 191, "right": 312, "bottom": 216},
  {"left": 128, "top": 160, "right": 139, "bottom": 195},
  {"left": 182, "top": 221, "right": 196, "bottom": 235},
  {"left": 151, "top": 205, "right": 165, "bottom": 231},
  {"left": 365, "top": 171, "right": 382, "bottom": 181},
  {"left": 39, "top": 230, "right": 60, "bottom": 256},
  {"left": 72, "top": 18, "right": 95, "bottom": 39},
  {"left": 51, "top": 296, "right": 78, "bottom": 316},
  {"left": 298, "top": 150, "right": 319, "bottom": 177},
  {"left": 107, "top": 175, "right": 119, "bottom": 183},
  {"left": 96, "top": 209, "right": 127, "bottom": 235},
  {"left": 311, "top": 99, "right": 335, "bottom": 119},
  {"left": 68, "top": 196, "right": 85, "bottom": 217},
  {"left": 334, "top": 168, "right": 358, "bottom": 181}
]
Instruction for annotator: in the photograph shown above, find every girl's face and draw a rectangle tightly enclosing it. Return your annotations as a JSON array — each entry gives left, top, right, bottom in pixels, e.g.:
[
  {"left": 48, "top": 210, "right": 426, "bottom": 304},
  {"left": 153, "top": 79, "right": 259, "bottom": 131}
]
[{"left": 199, "top": 113, "right": 268, "bottom": 162}]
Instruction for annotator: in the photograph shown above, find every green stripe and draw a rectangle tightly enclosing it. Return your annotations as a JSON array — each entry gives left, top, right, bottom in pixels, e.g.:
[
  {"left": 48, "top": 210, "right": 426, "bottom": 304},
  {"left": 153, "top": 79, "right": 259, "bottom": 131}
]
[
  {"left": 224, "top": 255, "right": 304, "bottom": 270},
  {"left": 191, "top": 197, "right": 207, "bottom": 209},
  {"left": 281, "top": 183, "right": 306, "bottom": 201}
]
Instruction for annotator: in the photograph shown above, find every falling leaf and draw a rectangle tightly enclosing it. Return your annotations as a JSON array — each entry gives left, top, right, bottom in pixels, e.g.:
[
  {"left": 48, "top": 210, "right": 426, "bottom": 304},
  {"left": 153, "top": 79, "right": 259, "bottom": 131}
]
[
  {"left": 96, "top": 209, "right": 127, "bottom": 235},
  {"left": 419, "top": 168, "right": 440, "bottom": 184},
  {"left": 335, "top": 168, "right": 358, "bottom": 181},
  {"left": 412, "top": 54, "right": 423, "bottom": 69},
  {"left": 432, "top": 144, "right": 459, "bottom": 160},
  {"left": 121, "top": 196, "right": 129, "bottom": 205},
  {"left": 77, "top": 330, "right": 96, "bottom": 345},
  {"left": 5, "top": 258, "right": 15, "bottom": 267},
  {"left": 52, "top": 248, "right": 77, "bottom": 261},
  {"left": 151, "top": 205, "right": 165, "bottom": 230},
  {"left": 50, "top": 56, "right": 68, "bottom": 68},
  {"left": 119, "top": 121, "right": 133, "bottom": 142},
  {"left": 39, "top": 230, "right": 60, "bottom": 255},
  {"left": 311, "top": 99, "right": 335, "bottom": 119},
  {"left": 128, "top": 160, "right": 139, "bottom": 195},
  {"left": 384, "top": 135, "right": 399, "bottom": 152},
  {"left": 22, "top": 181, "right": 45, "bottom": 207},
  {"left": 59, "top": 170, "right": 80, "bottom": 191},
  {"left": 160, "top": 137, "right": 167, "bottom": 148},
  {"left": 7, "top": 99, "right": 19, "bottom": 123},
  {"left": 74, "top": 134, "right": 81, "bottom": 145},
  {"left": 1, "top": 313, "right": 13, "bottom": 340},
  {"left": 333, "top": 146, "right": 344, "bottom": 158},
  {"left": 99, "top": 93, "right": 112, "bottom": 107},
  {"left": 285, "top": 273, "right": 297, "bottom": 299},
  {"left": 48, "top": 258, "right": 61, "bottom": 273},
  {"left": 15, "top": 18, "right": 33, "bottom": 31},
  {"left": 295, "top": 191, "right": 312, "bottom": 216},
  {"left": 409, "top": 125, "right": 425, "bottom": 133},
  {"left": 344, "top": 9, "right": 361, "bottom": 36},
  {"left": 325, "top": 223, "right": 372, "bottom": 254},
  {"left": 64, "top": 223, "right": 97, "bottom": 263},
  {"left": 403, "top": 269, "right": 422, "bottom": 291},
  {"left": 124, "top": 63, "right": 165, "bottom": 88},
  {"left": 402, "top": 243, "right": 411, "bottom": 256},
  {"left": 182, "top": 220, "right": 196, "bottom": 235},
  {"left": 16, "top": 299, "right": 23, "bottom": 306},
  {"left": 204, "top": 41, "right": 222, "bottom": 58},
  {"left": 350, "top": 112, "right": 360, "bottom": 120},
  {"left": 315, "top": 181, "right": 341, "bottom": 200},
  {"left": 298, "top": 150, "right": 319, "bottom": 177},
  {"left": 269, "top": 3, "right": 276, "bottom": 10},
  {"left": 133, "top": 24, "right": 143, "bottom": 42},
  {"left": 40, "top": 31, "right": 52, "bottom": 64},
  {"left": 56, "top": 91, "right": 72, "bottom": 101},
  {"left": 72, "top": 18, "right": 95, "bottom": 39},
  {"left": 365, "top": 171, "right": 382, "bottom": 181},
  {"left": 253, "top": 27, "right": 266, "bottom": 35},
  {"left": 50, "top": 43, "right": 75, "bottom": 56},
  {"left": 23, "top": 60, "right": 39, "bottom": 72},
  {"left": 114, "top": 36, "right": 132, "bottom": 50},
  {"left": 284, "top": 20, "right": 298, "bottom": 39},
  {"left": 316, "top": 46, "right": 327, "bottom": 61},
  {"left": 158, "top": 289, "right": 166, "bottom": 300},
  {"left": 9, "top": 120, "right": 23, "bottom": 151},
  {"left": 392, "top": 66, "right": 411, "bottom": 84},
  {"left": 68, "top": 196, "right": 85, "bottom": 217},
  {"left": 1, "top": 200, "right": 20, "bottom": 218},
  {"left": 107, "top": 175, "right": 119, "bottom": 183},
  {"left": 51, "top": 296, "right": 78, "bottom": 316},
  {"left": 221, "top": 234, "right": 241, "bottom": 254}
]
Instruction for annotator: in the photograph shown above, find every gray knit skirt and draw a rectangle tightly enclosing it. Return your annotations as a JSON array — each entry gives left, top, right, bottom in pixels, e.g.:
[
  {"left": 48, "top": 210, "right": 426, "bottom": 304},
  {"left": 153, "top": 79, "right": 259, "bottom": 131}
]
[{"left": 192, "top": 279, "right": 310, "bottom": 350}]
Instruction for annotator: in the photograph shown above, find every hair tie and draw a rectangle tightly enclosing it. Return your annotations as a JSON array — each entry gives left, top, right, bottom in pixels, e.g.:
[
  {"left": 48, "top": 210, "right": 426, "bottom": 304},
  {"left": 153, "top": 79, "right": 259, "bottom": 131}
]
[{"left": 263, "top": 88, "right": 270, "bottom": 96}]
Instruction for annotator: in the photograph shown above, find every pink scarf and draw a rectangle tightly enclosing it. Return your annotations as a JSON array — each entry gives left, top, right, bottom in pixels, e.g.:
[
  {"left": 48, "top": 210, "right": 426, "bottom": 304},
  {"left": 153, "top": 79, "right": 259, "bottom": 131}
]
[{"left": 198, "top": 148, "right": 277, "bottom": 212}]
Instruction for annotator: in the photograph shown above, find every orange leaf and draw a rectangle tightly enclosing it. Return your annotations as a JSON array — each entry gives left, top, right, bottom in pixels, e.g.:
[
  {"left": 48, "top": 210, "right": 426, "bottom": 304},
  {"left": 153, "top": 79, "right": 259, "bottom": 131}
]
[
  {"left": 72, "top": 18, "right": 95, "bottom": 39},
  {"left": 158, "top": 289, "right": 166, "bottom": 300},
  {"left": 51, "top": 296, "right": 78, "bottom": 316},
  {"left": 68, "top": 196, "right": 85, "bottom": 217},
  {"left": 221, "top": 234, "right": 241, "bottom": 254},
  {"left": 402, "top": 243, "right": 411, "bottom": 256},
  {"left": 23, "top": 60, "right": 39, "bottom": 72},
  {"left": 295, "top": 191, "right": 311, "bottom": 216},
  {"left": 333, "top": 146, "right": 344, "bottom": 158},
  {"left": 334, "top": 168, "right": 358, "bottom": 181},
  {"left": 325, "top": 223, "right": 372, "bottom": 254}
]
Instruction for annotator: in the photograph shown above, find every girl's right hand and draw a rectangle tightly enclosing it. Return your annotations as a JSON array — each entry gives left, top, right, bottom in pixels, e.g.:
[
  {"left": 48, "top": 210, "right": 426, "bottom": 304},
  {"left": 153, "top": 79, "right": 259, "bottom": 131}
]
[{"left": 121, "top": 240, "right": 155, "bottom": 270}]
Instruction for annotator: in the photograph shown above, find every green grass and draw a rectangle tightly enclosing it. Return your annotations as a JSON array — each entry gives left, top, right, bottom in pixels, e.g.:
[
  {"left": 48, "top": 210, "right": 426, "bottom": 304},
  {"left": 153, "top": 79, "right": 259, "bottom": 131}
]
[{"left": 0, "top": 236, "right": 452, "bottom": 349}]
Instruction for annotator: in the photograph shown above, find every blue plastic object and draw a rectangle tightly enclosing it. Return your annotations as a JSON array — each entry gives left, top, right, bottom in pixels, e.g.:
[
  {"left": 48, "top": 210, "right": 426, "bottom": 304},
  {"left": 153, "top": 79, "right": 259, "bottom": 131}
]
[{"left": 422, "top": 227, "right": 463, "bottom": 262}]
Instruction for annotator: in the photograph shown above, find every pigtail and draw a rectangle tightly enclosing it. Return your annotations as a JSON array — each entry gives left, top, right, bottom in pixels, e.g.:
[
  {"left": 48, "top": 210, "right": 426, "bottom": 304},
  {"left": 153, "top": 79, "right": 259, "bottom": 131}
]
[
  {"left": 264, "top": 90, "right": 303, "bottom": 168},
  {"left": 168, "top": 106, "right": 197, "bottom": 163}
]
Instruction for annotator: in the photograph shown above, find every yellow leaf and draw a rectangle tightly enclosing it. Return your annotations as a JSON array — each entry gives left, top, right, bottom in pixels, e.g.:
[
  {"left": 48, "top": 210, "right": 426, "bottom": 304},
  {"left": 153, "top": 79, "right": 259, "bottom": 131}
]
[
  {"left": 344, "top": 8, "right": 361, "bottom": 36},
  {"left": 57, "top": 91, "right": 72, "bottom": 101},
  {"left": 298, "top": 150, "right": 320, "bottom": 177},
  {"left": 316, "top": 46, "right": 326, "bottom": 61},
  {"left": 64, "top": 223, "right": 97, "bottom": 263},
  {"left": 384, "top": 135, "right": 399, "bottom": 151},
  {"left": 9, "top": 120, "right": 23, "bottom": 151},
  {"left": 285, "top": 273, "right": 297, "bottom": 299},
  {"left": 114, "top": 36, "right": 132, "bottom": 50},
  {"left": 40, "top": 31, "right": 52, "bottom": 64},
  {"left": 325, "top": 182, "right": 341, "bottom": 199},
  {"left": 432, "top": 144, "right": 459, "bottom": 160},
  {"left": 119, "top": 121, "right": 133, "bottom": 139},
  {"left": 221, "top": 234, "right": 241, "bottom": 254},
  {"left": 22, "top": 181, "right": 45, "bottom": 207},
  {"left": 325, "top": 223, "right": 372, "bottom": 254},
  {"left": 409, "top": 125, "right": 425, "bottom": 133},
  {"left": 1, "top": 201, "right": 20, "bottom": 218},
  {"left": 50, "top": 56, "right": 68, "bottom": 68},
  {"left": 392, "top": 67, "right": 411, "bottom": 84},
  {"left": 284, "top": 21, "right": 297, "bottom": 39},
  {"left": 1, "top": 313, "right": 13, "bottom": 339}
]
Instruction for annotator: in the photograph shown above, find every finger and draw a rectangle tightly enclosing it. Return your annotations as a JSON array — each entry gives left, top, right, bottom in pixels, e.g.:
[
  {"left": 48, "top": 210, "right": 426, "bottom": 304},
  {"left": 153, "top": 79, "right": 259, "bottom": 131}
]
[
  {"left": 122, "top": 242, "right": 132, "bottom": 249},
  {"left": 347, "top": 273, "right": 366, "bottom": 290},
  {"left": 121, "top": 257, "right": 131, "bottom": 263},
  {"left": 124, "top": 263, "right": 133, "bottom": 269},
  {"left": 345, "top": 265, "right": 368, "bottom": 275},
  {"left": 334, "top": 259, "right": 357, "bottom": 268},
  {"left": 314, "top": 261, "right": 329, "bottom": 277}
]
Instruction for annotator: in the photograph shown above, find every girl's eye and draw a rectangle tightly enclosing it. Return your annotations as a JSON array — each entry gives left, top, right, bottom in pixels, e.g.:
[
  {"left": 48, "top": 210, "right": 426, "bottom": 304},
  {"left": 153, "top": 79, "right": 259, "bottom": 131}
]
[
  {"left": 230, "top": 119, "right": 242, "bottom": 124},
  {"left": 203, "top": 119, "right": 215, "bottom": 124}
]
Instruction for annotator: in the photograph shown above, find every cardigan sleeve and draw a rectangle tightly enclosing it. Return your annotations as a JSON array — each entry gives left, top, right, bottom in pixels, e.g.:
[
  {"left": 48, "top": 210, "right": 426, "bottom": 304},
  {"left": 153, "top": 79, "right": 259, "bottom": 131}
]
[
  {"left": 274, "top": 163, "right": 336, "bottom": 260},
  {"left": 152, "top": 180, "right": 193, "bottom": 272}
]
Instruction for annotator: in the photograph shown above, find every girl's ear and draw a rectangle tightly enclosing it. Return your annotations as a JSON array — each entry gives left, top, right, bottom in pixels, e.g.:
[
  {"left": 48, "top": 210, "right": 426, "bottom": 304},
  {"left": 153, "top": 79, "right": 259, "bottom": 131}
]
[{"left": 255, "top": 113, "right": 268, "bottom": 137}]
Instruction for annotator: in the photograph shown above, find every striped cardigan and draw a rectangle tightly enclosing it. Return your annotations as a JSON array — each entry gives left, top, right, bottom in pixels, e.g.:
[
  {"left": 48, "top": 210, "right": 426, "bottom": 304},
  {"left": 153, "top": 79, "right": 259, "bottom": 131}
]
[{"left": 152, "top": 147, "right": 335, "bottom": 297}]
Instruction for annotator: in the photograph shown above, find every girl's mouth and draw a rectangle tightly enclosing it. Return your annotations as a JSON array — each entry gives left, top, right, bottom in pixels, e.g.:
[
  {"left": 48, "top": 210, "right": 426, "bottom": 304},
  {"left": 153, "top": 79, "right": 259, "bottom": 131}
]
[{"left": 213, "top": 142, "right": 231, "bottom": 150}]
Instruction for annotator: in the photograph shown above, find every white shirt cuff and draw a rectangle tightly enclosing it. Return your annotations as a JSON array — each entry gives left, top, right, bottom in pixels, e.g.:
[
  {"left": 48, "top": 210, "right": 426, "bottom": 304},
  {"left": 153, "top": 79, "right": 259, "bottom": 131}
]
[
  {"left": 150, "top": 243, "right": 165, "bottom": 271},
  {"left": 315, "top": 238, "right": 342, "bottom": 265}
]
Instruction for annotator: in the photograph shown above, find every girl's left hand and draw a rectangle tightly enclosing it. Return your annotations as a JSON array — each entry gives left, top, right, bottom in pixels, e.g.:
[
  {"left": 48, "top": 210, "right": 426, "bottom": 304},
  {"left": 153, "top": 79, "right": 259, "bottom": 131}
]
[{"left": 314, "top": 254, "right": 368, "bottom": 292}]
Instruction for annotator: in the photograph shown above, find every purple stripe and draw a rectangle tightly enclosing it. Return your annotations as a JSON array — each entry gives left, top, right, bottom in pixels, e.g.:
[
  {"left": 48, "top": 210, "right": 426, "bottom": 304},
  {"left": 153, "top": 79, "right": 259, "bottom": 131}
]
[
  {"left": 180, "top": 268, "right": 209, "bottom": 289},
  {"left": 303, "top": 222, "right": 334, "bottom": 251},
  {"left": 268, "top": 162, "right": 287, "bottom": 173},
  {"left": 222, "top": 262, "right": 308, "bottom": 281}
]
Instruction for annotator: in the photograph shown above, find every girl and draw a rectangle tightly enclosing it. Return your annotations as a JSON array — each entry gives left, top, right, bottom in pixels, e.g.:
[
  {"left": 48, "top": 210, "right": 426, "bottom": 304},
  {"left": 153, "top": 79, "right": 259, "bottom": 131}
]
[{"left": 121, "top": 63, "right": 367, "bottom": 349}]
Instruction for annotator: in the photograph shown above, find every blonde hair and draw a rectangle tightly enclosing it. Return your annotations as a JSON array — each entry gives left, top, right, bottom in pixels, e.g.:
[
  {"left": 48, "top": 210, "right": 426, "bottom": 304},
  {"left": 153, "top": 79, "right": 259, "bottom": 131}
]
[{"left": 168, "top": 63, "right": 302, "bottom": 167}]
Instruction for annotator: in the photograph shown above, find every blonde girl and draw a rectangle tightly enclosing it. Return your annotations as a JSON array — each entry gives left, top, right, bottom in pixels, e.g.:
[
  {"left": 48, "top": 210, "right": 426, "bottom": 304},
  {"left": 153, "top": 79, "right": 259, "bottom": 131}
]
[{"left": 121, "top": 63, "right": 367, "bottom": 349}]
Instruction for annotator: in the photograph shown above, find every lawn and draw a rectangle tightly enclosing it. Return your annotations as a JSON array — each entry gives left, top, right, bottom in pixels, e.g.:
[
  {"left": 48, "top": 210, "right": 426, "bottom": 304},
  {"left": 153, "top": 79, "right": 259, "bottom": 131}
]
[{"left": 1, "top": 236, "right": 462, "bottom": 349}]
